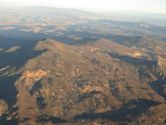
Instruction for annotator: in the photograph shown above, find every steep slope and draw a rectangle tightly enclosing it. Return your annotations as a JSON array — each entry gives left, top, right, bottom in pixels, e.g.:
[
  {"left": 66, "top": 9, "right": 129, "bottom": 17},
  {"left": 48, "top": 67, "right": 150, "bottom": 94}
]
[{"left": 3, "top": 39, "right": 163, "bottom": 125}]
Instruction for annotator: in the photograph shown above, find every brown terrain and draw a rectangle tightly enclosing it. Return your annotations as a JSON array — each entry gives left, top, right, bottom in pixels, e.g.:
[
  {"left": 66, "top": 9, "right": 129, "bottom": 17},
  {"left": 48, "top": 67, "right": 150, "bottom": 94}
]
[
  {"left": 0, "top": 38, "right": 165, "bottom": 125},
  {"left": 0, "top": 7, "right": 166, "bottom": 125}
]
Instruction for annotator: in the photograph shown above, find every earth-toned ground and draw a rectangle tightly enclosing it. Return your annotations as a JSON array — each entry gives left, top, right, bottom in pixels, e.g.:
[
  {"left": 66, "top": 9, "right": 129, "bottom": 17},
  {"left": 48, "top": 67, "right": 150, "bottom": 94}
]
[{"left": 0, "top": 7, "right": 166, "bottom": 125}]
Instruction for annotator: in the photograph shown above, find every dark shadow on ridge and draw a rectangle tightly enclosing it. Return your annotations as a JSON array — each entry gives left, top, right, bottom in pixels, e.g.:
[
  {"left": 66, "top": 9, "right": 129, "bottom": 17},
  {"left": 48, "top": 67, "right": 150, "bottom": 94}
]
[
  {"left": 73, "top": 99, "right": 160, "bottom": 122},
  {"left": 150, "top": 78, "right": 166, "bottom": 100},
  {"left": 0, "top": 29, "right": 49, "bottom": 125},
  {"left": 37, "top": 116, "right": 67, "bottom": 124},
  {"left": 109, "top": 53, "right": 157, "bottom": 67}
]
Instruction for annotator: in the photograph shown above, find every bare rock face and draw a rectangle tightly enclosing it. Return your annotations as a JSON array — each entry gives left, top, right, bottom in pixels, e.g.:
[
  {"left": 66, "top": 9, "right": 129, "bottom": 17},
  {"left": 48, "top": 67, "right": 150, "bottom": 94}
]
[
  {"left": 14, "top": 69, "right": 48, "bottom": 124},
  {"left": 20, "top": 69, "right": 48, "bottom": 87},
  {"left": 0, "top": 100, "right": 8, "bottom": 116}
]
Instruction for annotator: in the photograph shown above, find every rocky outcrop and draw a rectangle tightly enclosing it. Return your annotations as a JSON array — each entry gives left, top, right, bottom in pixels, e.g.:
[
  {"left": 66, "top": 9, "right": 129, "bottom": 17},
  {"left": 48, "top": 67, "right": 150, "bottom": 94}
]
[
  {"left": 157, "top": 56, "right": 166, "bottom": 77},
  {"left": 15, "top": 69, "right": 48, "bottom": 124},
  {"left": 20, "top": 69, "right": 48, "bottom": 88},
  {"left": 0, "top": 100, "right": 8, "bottom": 116}
]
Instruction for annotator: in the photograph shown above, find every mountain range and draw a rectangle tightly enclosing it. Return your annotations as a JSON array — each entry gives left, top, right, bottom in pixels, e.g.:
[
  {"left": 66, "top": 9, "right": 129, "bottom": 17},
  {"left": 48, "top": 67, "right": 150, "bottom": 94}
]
[{"left": 0, "top": 7, "right": 166, "bottom": 125}]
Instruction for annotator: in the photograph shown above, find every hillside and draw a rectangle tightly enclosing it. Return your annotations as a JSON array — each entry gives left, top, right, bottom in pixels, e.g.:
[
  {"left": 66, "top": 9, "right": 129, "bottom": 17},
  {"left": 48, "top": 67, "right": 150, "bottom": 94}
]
[
  {"left": 0, "top": 7, "right": 166, "bottom": 125},
  {"left": 0, "top": 38, "right": 165, "bottom": 125}
]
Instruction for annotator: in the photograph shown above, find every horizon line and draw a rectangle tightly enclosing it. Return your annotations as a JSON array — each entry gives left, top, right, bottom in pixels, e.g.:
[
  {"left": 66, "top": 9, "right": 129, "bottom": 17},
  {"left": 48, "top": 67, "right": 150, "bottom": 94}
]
[{"left": 0, "top": 5, "right": 166, "bottom": 15}]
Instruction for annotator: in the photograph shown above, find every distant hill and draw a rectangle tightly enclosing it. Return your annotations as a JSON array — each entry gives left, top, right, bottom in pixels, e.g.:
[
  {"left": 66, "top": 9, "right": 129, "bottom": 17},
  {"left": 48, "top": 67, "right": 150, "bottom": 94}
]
[{"left": 0, "top": 7, "right": 166, "bottom": 26}]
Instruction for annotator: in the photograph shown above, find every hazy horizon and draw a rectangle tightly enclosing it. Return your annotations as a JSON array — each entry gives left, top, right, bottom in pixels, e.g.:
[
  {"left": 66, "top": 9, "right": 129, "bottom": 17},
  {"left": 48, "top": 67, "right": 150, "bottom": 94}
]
[{"left": 0, "top": 0, "right": 166, "bottom": 14}]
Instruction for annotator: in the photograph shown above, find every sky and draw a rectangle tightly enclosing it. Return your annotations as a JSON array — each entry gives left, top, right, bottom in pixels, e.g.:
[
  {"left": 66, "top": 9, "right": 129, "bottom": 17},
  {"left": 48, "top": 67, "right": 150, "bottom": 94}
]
[{"left": 0, "top": 0, "right": 166, "bottom": 14}]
